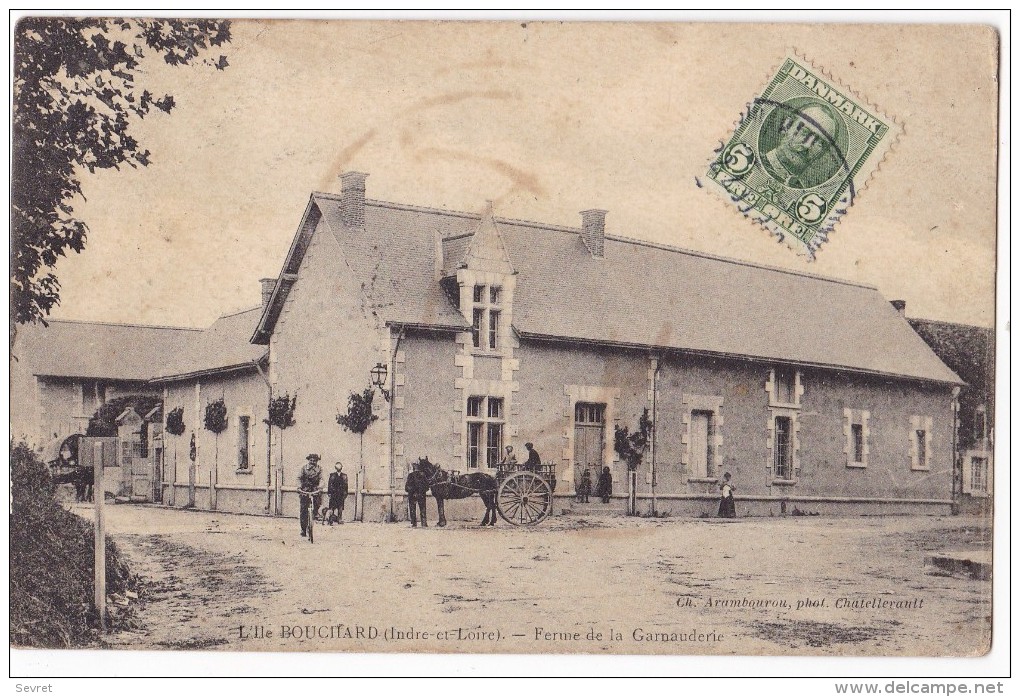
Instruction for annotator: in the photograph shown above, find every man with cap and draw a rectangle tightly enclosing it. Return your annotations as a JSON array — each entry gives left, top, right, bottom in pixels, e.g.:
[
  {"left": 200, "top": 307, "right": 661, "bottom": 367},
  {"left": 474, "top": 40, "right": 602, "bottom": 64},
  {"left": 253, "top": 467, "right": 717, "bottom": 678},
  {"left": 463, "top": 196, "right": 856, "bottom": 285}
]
[
  {"left": 298, "top": 453, "right": 323, "bottom": 537},
  {"left": 326, "top": 461, "right": 349, "bottom": 525}
]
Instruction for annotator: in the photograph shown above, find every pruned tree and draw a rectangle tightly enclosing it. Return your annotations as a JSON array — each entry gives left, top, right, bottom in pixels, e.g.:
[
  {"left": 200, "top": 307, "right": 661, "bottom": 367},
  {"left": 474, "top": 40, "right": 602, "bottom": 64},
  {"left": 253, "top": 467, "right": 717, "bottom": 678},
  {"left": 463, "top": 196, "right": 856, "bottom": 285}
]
[
  {"left": 337, "top": 388, "right": 379, "bottom": 474},
  {"left": 203, "top": 398, "right": 228, "bottom": 474},
  {"left": 265, "top": 393, "right": 297, "bottom": 472},
  {"left": 12, "top": 18, "right": 232, "bottom": 328},
  {"left": 614, "top": 408, "right": 653, "bottom": 471}
]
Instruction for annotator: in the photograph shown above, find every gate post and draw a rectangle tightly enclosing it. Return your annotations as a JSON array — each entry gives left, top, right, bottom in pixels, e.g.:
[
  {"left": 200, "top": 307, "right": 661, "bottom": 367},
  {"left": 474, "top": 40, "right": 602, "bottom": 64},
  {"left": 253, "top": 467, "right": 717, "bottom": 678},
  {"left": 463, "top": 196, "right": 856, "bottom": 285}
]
[{"left": 93, "top": 441, "right": 107, "bottom": 632}]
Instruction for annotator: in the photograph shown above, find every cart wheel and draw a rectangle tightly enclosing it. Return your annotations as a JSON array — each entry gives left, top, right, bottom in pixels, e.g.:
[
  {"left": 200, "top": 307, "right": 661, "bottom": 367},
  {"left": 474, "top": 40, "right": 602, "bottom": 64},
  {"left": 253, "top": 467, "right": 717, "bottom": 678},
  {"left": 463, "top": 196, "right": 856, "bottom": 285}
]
[{"left": 497, "top": 471, "right": 553, "bottom": 526}]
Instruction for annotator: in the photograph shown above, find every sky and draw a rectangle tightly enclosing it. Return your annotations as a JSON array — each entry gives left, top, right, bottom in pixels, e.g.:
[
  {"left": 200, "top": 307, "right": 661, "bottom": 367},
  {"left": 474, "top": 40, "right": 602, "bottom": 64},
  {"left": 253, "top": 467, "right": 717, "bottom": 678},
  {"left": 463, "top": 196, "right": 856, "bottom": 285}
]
[{"left": 44, "top": 19, "right": 999, "bottom": 329}]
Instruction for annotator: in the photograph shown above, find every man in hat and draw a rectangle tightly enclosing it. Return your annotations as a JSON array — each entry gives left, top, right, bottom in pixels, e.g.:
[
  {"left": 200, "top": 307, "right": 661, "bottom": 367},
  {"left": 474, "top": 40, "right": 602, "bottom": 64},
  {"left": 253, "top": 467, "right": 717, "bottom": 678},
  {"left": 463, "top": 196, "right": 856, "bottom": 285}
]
[
  {"left": 298, "top": 453, "right": 323, "bottom": 537},
  {"left": 326, "top": 461, "right": 349, "bottom": 525}
]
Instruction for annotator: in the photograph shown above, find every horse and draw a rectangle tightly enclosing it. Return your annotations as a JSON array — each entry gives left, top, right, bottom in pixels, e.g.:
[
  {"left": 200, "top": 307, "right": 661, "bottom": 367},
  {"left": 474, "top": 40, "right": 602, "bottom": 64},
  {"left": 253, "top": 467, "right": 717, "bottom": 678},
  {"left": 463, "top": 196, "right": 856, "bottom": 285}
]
[{"left": 410, "top": 457, "right": 499, "bottom": 527}]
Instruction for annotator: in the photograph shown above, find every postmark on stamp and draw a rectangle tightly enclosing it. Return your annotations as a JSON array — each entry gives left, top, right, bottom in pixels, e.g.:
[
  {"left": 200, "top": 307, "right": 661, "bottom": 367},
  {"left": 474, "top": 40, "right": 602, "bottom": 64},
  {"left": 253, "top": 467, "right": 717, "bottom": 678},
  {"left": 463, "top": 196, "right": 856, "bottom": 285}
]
[{"left": 705, "top": 55, "right": 900, "bottom": 256}]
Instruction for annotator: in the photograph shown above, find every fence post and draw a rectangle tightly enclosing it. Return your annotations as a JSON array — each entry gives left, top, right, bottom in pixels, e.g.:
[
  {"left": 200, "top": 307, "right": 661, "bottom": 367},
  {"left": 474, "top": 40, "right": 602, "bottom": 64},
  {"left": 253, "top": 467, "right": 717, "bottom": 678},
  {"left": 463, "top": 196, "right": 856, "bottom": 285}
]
[{"left": 93, "top": 441, "right": 107, "bottom": 632}]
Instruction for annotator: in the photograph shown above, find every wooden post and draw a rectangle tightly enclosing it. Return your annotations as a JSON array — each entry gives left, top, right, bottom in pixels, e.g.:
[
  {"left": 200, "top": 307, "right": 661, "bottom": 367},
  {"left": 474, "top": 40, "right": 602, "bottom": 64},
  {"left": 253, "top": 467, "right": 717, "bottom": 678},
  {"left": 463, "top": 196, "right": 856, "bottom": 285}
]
[
  {"left": 355, "top": 468, "right": 364, "bottom": 522},
  {"left": 274, "top": 467, "right": 282, "bottom": 516},
  {"left": 93, "top": 441, "right": 107, "bottom": 632},
  {"left": 628, "top": 470, "right": 637, "bottom": 515},
  {"left": 209, "top": 470, "right": 216, "bottom": 510}
]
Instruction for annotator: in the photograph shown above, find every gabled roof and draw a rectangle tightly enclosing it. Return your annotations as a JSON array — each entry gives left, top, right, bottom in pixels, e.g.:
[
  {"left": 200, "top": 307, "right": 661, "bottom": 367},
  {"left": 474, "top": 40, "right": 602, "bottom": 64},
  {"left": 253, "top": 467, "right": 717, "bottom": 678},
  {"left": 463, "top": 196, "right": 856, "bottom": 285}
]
[
  {"left": 151, "top": 306, "right": 267, "bottom": 382},
  {"left": 257, "top": 192, "right": 962, "bottom": 385},
  {"left": 14, "top": 320, "right": 200, "bottom": 381}
]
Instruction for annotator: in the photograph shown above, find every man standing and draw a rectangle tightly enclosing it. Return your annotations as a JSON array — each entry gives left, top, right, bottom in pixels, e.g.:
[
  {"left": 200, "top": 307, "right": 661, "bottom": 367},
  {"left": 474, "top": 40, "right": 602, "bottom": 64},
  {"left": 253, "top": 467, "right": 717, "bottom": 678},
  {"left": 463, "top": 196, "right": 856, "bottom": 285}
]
[
  {"left": 298, "top": 453, "right": 323, "bottom": 537},
  {"left": 327, "top": 461, "right": 349, "bottom": 525}
]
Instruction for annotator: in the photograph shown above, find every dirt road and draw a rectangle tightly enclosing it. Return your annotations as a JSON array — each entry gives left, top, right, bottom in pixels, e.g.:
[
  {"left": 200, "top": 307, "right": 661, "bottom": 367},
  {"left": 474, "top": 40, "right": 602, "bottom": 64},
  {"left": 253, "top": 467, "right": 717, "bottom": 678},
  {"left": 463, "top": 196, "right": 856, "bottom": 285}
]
[{"left": 92, "top": 505, "right": 991, "bottom": 656}]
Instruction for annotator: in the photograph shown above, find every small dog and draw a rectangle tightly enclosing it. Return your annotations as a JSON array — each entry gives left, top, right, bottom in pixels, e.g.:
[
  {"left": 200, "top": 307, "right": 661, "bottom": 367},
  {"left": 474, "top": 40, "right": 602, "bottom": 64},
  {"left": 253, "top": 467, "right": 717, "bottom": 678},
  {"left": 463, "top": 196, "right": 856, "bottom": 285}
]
[{"left": 322, "top": 508, "right": 341, "bottom": 526}]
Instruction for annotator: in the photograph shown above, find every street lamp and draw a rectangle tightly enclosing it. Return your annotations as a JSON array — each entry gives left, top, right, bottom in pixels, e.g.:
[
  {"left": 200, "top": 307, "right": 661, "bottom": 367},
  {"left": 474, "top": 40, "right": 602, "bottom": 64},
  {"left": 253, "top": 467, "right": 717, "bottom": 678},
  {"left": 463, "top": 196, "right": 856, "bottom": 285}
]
[{"left": 370, "top": 362, "right": 388, "bottom": 389}]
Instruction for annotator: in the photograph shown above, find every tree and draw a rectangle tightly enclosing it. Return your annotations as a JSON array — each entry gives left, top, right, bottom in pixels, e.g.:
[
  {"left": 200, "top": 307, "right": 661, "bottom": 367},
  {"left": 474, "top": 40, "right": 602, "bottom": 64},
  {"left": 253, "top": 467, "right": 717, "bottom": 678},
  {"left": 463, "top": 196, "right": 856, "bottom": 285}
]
[
  {"left": 614, "top": 408, "right": 653, "bottom": 472},
  {"left": 337, "top": 388, "right": 379, "bottom": 474},
  {"left": 12, "top": 18, "right": 231, "bottom": 327},
  {"left": 203, "top": 398, "right": 228, "bottom": 475},
  {"left": 265, "top": 393, "right": 297, "bottom": 477}
]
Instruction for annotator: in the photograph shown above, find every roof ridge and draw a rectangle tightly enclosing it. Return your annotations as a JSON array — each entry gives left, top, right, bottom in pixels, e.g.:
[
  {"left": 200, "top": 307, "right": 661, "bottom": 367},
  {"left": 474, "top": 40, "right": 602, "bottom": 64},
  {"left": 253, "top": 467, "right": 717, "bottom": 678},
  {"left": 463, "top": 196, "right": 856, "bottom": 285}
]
[{"left": 39, "top": 318, "right": 203, "bottom": 332}]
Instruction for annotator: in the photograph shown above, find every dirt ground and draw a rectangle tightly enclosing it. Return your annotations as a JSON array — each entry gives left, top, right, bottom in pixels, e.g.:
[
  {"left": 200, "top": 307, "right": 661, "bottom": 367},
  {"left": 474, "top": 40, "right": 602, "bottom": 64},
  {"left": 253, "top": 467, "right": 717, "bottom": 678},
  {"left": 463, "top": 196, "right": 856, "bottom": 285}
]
[{"left": 87, "top": 504, "right": 992, "bottom": 656}]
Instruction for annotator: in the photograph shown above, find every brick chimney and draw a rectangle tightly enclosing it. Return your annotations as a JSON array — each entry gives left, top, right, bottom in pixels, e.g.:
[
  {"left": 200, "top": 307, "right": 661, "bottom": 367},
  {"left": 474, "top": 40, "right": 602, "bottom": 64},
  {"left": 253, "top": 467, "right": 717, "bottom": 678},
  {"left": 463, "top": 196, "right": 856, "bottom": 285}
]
[
  {"left": 580, "top": 209, "right": 607, "bottom": 258},
  {"left": 260, "top": 278, "right": 276, "bottom": 312},
  {"left": 890, "top": 299, "right": 906, "bottom": 316},
  {"left": 339, "top": 171, "right": 368, "bottom": 227}
]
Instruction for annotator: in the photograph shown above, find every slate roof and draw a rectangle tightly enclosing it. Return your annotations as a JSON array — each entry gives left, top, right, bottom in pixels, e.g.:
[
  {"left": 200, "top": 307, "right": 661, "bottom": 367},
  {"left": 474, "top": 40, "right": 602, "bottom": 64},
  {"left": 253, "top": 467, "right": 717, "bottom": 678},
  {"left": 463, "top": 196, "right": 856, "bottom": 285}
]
[
  {"left": 259, "top": 193, "right": 961, "bottom": 385},
  {"left": 151, "top": 307, "right": 267, "bottom": 382},
  {"left": 14, "top": 320, "right": 200, "bottom": 381}
]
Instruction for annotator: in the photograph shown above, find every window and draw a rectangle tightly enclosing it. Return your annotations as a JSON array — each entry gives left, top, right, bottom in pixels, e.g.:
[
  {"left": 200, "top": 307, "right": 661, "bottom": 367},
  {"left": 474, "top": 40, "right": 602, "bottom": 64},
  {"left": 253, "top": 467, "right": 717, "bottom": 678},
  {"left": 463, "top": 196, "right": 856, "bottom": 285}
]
[
  {"left": 466, "top": 396, "right": 503, "bottom": 468},
  {"left": 970, "top": 457, "right": 988, "bottom": 492},
  {"left": 468, "top": 283, "right": 503, "bottom": 351},
  {"left": 851, "top": 424, "right": 864, "bottom": 464},
  {"left": 774, "top": 416, "right": 793, "bottom": 479},
  {"left": 575, "top": 402, "right": 605, "bottom": 424},
  {"left": 910, "top": 415, "right": 933, "bottom": 470},
  {"left": 774, "top": 369, "right": 796, "bottom": 404},
  {"left": 844, "top": 409, "right": 870, "bottom": 468},
  {"left": 488, "top": 310, "right": 500, "bottom": 350},
  {"left": 238, "top": 415, "right": 251, "bottom": 470},
  {"left": 690, "top": 410, "right": 714, "bottom": 479}
]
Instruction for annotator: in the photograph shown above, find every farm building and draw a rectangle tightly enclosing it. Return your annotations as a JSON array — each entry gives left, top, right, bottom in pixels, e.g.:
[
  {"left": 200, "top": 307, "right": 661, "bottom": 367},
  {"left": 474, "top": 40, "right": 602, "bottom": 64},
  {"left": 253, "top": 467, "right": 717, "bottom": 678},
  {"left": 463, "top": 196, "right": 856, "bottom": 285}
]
[
  {"left": 11, "top": 172, "right": 973, "bottom": 521},
  {"left": 209, "top": 171, "right": 962, "bottom": 520}
]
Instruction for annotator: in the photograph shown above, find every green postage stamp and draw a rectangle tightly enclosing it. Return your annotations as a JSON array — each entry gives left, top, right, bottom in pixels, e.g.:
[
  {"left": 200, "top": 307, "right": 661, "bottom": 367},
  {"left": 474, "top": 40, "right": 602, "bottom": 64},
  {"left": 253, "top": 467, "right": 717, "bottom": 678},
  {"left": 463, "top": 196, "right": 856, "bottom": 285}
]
[{"left": 706, "top": 55, "right": 900, "bottom": 255}]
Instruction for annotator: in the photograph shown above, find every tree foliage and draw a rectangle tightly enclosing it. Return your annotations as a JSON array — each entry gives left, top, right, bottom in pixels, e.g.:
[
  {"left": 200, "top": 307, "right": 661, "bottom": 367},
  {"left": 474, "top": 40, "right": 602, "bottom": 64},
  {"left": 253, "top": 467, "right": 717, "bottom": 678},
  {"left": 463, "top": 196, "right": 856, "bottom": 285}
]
[
  {"left": 86, "top": 394, "right": 162, "bottom": 437},
  {"left": 203, "top": 398, "right": 228, "bottom": 435},
  {"left": 266, "top": 394, "right": 297, "bottom": 430},
  {"left": 614, "top": 408, "right": 653, "bottom": 471},
  {"left": 337, "top": 388, "right": 379, "bottom": 436},
  {"left": 12, "top": 17, "right": 231, "bottom": 326},
  {"left": 165, "top": 406, "right": 186, "bottom": 436}
]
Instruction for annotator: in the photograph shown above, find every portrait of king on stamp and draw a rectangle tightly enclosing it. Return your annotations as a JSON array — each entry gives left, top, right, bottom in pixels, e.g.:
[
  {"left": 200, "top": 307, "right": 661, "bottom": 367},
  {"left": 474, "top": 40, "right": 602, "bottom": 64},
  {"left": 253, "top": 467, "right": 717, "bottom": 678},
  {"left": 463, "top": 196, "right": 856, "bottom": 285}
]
[{"left": 706, "top": 56, "right": 899, "bottom": 254}]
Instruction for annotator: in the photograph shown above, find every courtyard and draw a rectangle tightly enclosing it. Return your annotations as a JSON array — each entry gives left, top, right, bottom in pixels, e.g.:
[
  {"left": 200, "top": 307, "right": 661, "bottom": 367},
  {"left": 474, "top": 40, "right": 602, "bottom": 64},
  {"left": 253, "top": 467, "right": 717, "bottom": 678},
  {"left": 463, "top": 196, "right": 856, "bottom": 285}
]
[{"left": 90, "top": 504, "right": 992, "bottom": 656}]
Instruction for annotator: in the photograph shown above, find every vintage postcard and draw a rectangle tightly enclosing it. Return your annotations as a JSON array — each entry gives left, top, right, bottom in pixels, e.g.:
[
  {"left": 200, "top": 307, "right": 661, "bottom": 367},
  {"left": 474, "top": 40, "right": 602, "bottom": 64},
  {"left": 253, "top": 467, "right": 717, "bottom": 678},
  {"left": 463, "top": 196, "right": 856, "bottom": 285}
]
[{"left": 9, "top": 18, "right": 1000, "bottom": 670}]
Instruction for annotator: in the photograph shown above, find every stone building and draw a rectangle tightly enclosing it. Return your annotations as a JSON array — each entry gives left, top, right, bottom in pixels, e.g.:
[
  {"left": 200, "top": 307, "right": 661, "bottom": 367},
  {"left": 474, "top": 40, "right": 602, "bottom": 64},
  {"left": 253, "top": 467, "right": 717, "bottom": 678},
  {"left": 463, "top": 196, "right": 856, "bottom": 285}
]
[{"left": 235, "top": 172, "right": 963, "bottom": 520}]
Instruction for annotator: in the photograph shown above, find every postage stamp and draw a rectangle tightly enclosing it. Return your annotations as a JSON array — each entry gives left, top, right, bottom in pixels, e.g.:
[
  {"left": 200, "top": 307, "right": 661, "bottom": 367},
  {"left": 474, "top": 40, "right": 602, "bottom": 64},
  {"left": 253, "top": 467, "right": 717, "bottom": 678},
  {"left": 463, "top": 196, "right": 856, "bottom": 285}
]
[{"left": 705, "top": 55, "right": 900, "bottom": 255}]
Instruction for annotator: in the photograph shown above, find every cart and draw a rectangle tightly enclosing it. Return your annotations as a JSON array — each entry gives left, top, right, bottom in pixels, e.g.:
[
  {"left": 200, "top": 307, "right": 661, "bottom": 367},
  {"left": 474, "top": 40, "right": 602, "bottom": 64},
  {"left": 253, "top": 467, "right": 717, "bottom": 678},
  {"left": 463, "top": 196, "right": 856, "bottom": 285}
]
[{"left": 494, "top": 462, "right": 558, "bottom": 526}]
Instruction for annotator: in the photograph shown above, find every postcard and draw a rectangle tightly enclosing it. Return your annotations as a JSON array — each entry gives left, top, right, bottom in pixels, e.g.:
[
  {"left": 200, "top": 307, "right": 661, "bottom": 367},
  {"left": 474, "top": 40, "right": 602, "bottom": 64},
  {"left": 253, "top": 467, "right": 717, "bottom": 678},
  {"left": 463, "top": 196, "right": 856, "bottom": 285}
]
[{"left": 9, "top": 18, "right": 999, "bottom": 664}]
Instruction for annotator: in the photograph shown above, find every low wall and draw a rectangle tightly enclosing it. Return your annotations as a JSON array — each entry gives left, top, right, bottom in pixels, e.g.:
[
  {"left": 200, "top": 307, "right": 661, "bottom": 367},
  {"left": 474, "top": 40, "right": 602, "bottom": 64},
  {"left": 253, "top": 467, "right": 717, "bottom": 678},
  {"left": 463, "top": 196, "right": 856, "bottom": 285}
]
[{"left": 158, "top": 486, "right": 954, "bottom": 520}]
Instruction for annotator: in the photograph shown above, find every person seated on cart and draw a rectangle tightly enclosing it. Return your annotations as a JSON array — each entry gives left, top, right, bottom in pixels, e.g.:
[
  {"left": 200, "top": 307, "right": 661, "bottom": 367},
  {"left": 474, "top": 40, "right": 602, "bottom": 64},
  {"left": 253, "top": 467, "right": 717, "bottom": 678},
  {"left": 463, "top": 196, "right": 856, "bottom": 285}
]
[
  {"left": 499, "top": 445, "right": 518, "bottom": 470},
  {"left": 523, "top": 442, "right": 542, "bottom": 472}
]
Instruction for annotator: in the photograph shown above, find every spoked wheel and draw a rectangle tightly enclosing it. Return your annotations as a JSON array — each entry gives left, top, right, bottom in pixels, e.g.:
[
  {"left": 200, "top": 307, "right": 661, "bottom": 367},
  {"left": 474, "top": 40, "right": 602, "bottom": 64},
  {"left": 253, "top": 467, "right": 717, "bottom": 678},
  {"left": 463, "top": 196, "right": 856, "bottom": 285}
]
[{"left": 497, "top": 471, "right": 553, "bottom": 526}]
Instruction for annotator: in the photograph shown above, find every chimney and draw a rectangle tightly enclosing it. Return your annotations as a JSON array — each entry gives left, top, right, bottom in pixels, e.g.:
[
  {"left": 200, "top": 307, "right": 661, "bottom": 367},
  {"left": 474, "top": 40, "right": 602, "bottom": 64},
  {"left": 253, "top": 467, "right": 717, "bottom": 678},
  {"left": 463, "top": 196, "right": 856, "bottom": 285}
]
[
  {"left": 580, "top": 209, "right": 607, "bottom": 258},
  {"left": 260, "top": 278, "right": 276, "bottom": 312},
  {"left": 890, "top": 299, "right": 906, "bottom": 316},
  {"left": 339, "top": 171, "right": 368, "bottom": 227}
]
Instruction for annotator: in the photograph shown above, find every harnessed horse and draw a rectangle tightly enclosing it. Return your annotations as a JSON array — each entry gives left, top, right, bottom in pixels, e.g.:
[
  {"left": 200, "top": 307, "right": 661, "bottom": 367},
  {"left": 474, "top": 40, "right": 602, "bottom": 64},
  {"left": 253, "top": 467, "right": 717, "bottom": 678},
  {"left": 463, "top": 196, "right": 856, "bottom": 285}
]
[{"left": 406, "top": 457, "right": 498, "bottom": 527}]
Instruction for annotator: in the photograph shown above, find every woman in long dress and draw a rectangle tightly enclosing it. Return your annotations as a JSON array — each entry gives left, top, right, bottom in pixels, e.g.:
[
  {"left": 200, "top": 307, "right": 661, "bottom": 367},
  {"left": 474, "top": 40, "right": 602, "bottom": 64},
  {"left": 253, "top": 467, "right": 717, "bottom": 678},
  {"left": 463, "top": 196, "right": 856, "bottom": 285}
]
[
  {"left": 596, "top": 466, "right": 613, "bottom": 504},
  {"left": 718, "top": 471, "right": 737, "bottom": 518}
]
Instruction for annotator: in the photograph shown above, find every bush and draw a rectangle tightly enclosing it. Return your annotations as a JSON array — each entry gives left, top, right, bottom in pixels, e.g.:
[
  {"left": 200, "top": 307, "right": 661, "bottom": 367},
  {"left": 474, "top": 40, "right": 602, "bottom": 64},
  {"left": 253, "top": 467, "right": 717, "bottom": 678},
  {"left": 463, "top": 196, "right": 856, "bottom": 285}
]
[{"left": 10, "top": 441, "right": 133, "bottom": 647}]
